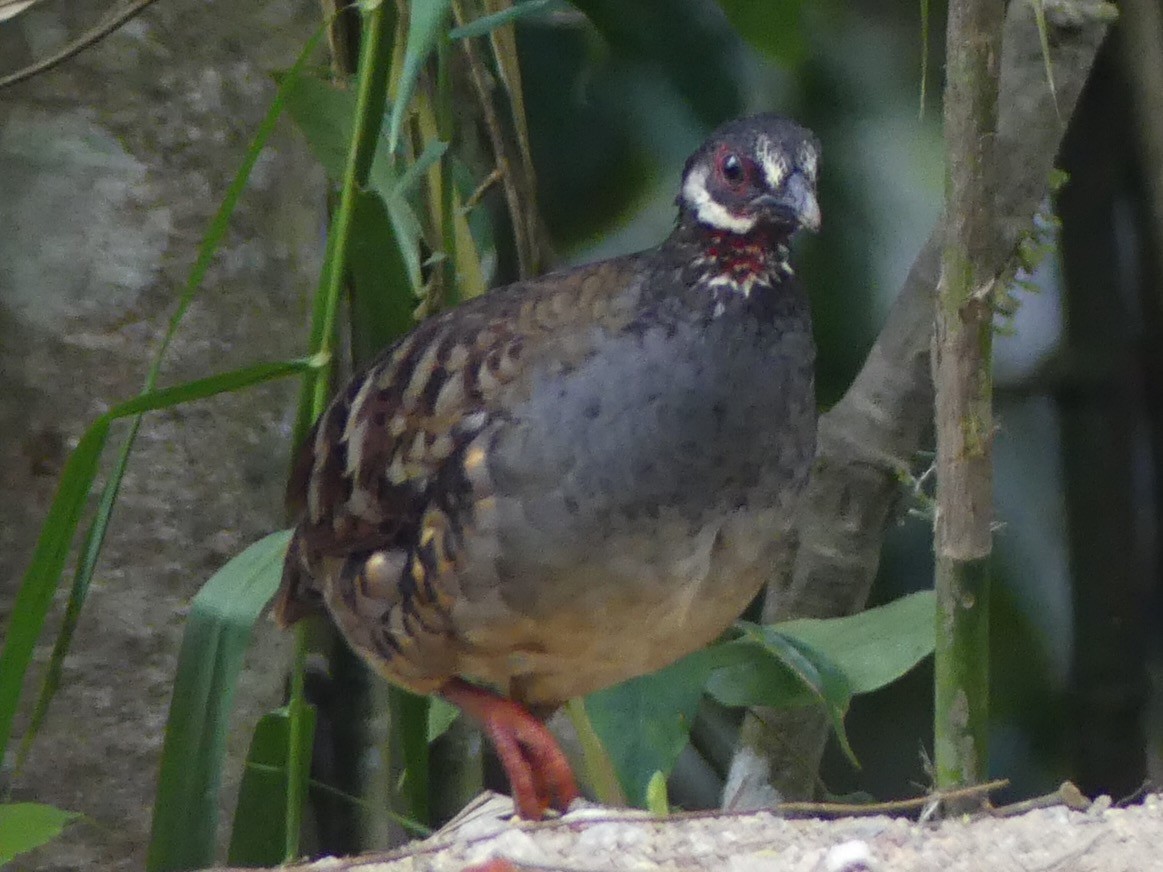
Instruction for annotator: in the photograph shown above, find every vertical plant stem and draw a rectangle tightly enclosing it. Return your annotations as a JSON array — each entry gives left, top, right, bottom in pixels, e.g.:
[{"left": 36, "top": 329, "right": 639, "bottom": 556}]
[
  {"left": 932, "top": 0, "right": 1005, "bottom": 803},
  {"left": 285, "top": 628, "right": 309, "bottom": 862},
  {"left": 293, "top": 0, "right": 395, "bottom": 447},
  {"left": 437, "top": 32, "right": 459, "bottom": 306},
  {"left": 286, "top": 0, "right": 395, "bottom": 853}
]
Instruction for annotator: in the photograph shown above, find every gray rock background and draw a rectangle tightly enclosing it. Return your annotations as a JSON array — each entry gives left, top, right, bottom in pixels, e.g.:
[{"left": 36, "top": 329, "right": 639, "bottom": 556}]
[{"left": 0, "top": 1, "right": 324, "bottom": 868}]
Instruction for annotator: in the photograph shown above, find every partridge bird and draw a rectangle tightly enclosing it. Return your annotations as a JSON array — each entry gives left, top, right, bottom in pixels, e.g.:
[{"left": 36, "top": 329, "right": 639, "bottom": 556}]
[{"left": 275, "top": 114, "right": 821, "bottom": 819}]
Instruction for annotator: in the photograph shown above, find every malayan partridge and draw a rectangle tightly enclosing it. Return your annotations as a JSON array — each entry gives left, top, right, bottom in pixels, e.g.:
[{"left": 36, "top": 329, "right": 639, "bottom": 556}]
[{"left": 275, "top": 113, "right": 821, "bottom": 820}]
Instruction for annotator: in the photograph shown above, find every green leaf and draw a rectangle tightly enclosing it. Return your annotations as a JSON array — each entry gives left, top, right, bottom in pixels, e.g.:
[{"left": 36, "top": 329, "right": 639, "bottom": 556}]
[
  {"left": 147, "top": 530, "right": 292, "bottom": 872},
  {"left": 564, "top": 697, "right": 626, "bottom": 807},
  {"left": 427, "top": 697, "right": 460, "bottom": 744},
  {"left": 349, "top": 190, "right": 419, "bottom": 364},
  {"left": 1, "top": 359, "right": 312, "bottom": 775},
  {"left": 702, "top": 639, "right": 816, "bottom": 710},
  {"left": 390, "top": 687, "right": 432, "bottom": 826},
  {"left": 713, "top": 0, "right": 808, "bottom": 67},
  {"left": 449, "top": 0, "right": 551, "bottom": 40},
  {"left": 0, "top": 419, "right": 108, "bottom": 771},
  {"left": 645, "top": 772, "right": 669, "bottom": 816},
  {"left": 583, "top": 645, "right": 747, "bottom": 806},
  {"left": 227, "top": 707, "right": 317, "bottom": 868},
  {"left": 734, "top": 627, "right": 858, "bottom": 765},
  {"left": 585, "top": 593, "right": 936, "bottom": 806},
  {"left": 0, "top": 803, "right": 80, "bottom": 864},
  {"left": 396, "top": 137, "right": 449, "bottom": 200},
  {"left": 387, "top": 0, "right": 453, "bottom": 154},
  {"left": 108, "top": 358, "right": 321, "bottom": 419},
  {"left": 282, "top": 73, "right": 424, "bottom": 298},
  {"left": 777, "top": 590, "right": 936, "bottom": 695},
  {"left": 281, "top": 73, "right": 358, "bottom": 181}
]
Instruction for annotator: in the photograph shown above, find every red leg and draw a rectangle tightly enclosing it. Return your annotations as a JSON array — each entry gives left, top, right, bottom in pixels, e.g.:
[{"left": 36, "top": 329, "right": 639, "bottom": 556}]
[{"left": 440, "top": 678, "right": 579, "bottom": 819}]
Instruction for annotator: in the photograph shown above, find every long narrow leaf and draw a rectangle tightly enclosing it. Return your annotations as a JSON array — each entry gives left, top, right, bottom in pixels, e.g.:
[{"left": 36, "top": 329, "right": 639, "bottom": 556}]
[
  {"left": 147, "top": 530, "right": 292, "bottom": 872},
  {"left": 385, "top": 0, "right": 453, "bottom": 153},
  {"left": 448, "top": 0, "right": 550, "bottom": 40},
  {"left": 108, "top": 358, "right": 322, "bottom": 420},
  {"left": 15, "top": 427, "right": 138, "bottom": 772},
  {"left": 0, "top": 419, "right": 109, "bottom": 769}
]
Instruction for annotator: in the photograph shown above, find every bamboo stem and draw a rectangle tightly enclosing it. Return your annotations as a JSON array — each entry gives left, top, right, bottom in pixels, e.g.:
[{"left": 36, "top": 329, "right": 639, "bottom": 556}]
[{"left": 932, "top": 0, "right": 1006, "bottom": 805}]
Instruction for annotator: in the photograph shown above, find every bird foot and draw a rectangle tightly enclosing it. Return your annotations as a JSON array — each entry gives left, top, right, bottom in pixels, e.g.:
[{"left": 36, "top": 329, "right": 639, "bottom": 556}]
[{"left": 441, "top": 678, "right": 580, "bottom": 819}]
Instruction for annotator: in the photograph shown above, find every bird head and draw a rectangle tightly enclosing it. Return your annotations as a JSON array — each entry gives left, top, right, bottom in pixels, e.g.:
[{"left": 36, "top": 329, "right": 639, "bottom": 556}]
[{"left": 677, "top": 114, "right": 821, "bottom": 238}]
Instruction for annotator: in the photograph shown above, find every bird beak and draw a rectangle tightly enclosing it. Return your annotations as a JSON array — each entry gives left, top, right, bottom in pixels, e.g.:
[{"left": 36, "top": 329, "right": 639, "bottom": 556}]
[{"left": 751, "top": 173, "right": 821, "bottom": 233}]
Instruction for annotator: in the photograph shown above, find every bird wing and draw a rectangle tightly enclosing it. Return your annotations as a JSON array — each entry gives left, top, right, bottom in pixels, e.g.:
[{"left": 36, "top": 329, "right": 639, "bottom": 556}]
[{"left": 273, "top": 256, "right": 642, "bottom": 631}]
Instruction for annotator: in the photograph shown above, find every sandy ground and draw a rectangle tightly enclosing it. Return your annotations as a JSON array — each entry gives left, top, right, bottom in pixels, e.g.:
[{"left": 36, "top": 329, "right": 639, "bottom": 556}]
[{"left": 218, "top": 791, "right": 1163, "bottom": 872}]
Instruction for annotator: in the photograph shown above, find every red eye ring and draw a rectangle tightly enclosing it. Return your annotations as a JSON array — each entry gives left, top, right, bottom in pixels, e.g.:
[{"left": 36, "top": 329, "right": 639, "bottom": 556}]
[{"left": 720, "top": 152, "right": 745, "bottom": 186}]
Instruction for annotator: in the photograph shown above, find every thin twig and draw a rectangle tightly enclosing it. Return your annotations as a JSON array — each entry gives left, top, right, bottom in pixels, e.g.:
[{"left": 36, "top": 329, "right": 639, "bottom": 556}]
[
  {"left": 776, "top": 778, "right": 1009, "bottom": 818},
  {"left": 451, "top": 0, "right": 538, "bottom": 278},
  {"left": 464, "top": 167, "right": 504, "bottom": 212},
  {"left": 990, "top": 781, "right": 1090, "bottom": 817},
  {"left": 0, "top": 0, "right": 165, "bottom": 90}
]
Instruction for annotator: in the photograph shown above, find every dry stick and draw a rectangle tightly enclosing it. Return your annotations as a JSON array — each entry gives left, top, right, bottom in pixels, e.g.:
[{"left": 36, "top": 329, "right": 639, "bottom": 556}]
[
  {"left": 729, "top": 1, "right": 1114, "bottom": 808},
  {"left": 0, "top": 0, "right": 165, "bottom": 89},
  {"left": 931, "top": 0, "right": 1005, "bottom": 802},
  {"left": 452, "top": 0, "right": 538, "bottom": 280}
]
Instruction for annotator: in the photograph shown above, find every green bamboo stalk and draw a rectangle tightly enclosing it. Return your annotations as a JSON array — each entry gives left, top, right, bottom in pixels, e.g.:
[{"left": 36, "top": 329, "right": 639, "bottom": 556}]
[
  {"left": 285, "top": 1, "right": 396, "bottom": 857},
  {"left": 932, "top": 0, "right": 1005, "bottom": 806},
  {"left": 291, "top": 0, "right": 396, "bottom": 453}
]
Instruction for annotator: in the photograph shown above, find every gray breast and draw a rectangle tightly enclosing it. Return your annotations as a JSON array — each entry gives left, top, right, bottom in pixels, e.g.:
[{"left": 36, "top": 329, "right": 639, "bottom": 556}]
[
  {"left": 487, "top": 301, "right": 816, "bottom": 569},
  {"left": 445, "top": 298, "right": 815, "bottom": 702}
]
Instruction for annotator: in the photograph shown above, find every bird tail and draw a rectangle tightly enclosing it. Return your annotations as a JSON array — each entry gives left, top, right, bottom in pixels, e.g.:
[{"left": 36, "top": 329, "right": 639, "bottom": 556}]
[{"left": 272, "top": 529, "right": 326, "bottom": 627}]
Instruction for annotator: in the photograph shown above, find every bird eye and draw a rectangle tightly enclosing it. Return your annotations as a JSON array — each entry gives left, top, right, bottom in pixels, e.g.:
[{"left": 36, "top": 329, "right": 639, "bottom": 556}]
[{"left": 720, "top": 153, "right": 745, "bottom": 185}]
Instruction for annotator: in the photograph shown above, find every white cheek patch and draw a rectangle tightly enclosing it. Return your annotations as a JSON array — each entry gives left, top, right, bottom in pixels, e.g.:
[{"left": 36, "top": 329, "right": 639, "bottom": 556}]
[
  {"left": 756, "top": 136, "right": 788, "bottom": 191},
  {"left": 798, "top": 145, "right": 818, "bottom": 181},
  {"left": 682, "top": 165, "right": 756, "bottom": 234}
]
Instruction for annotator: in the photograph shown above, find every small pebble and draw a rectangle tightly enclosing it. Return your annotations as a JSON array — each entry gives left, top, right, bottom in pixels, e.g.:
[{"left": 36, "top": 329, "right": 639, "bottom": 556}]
[{"left": 824, "top": 839, "right": 875, "bottom": 872}]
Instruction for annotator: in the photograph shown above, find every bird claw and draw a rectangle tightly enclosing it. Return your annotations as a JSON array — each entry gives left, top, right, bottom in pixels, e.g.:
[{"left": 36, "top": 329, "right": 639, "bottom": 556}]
[{"left": 440, "top": 678, "right": 580, "bottom": 819}]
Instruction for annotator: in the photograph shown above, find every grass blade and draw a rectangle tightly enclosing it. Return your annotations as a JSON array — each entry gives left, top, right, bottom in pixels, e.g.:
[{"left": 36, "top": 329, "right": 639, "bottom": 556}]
[
  {"left": 386, "top": 0, "right": 453, "bottom": 154},
  {"left": 146, "top": 530, "right": 292, "bottom": 872},
  {"left": 0, "top": 419, "right": 109, "bottom": 770},
  {"left": 448, "top": 0, "right": 550, "bottom": 40},
  {"left": 108, "top": 357, "right": 322, "bottom": 419},
  {"left": 14, "top": 428, "right": 138, "bottom": 773}
]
